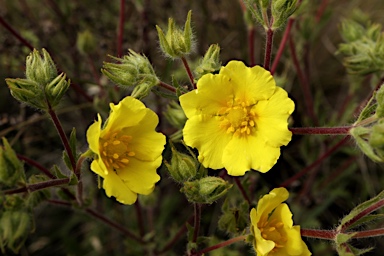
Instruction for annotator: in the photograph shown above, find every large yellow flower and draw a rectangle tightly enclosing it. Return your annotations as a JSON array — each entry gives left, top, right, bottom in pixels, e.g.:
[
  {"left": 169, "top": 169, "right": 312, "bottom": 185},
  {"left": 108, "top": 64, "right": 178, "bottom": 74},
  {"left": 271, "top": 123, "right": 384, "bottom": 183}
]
[
  {"left": 86, "top": 96, "right": 166, "bottom": 204},
  {"left": 250, "top": 188, "right": 311, "bottom": 256},
  {"left": 179, "top": 61, "right": 294, "bottom": 176}
]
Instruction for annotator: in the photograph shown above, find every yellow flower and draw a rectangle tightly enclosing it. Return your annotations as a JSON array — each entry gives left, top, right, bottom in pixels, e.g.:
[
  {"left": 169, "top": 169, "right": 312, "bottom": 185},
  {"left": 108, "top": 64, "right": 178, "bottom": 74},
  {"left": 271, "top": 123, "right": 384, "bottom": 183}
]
[
  {"left": 250, "top": 188, "right": 311, "bottom": 256},
  {"left": 86, "top": 96, "right": 166, "bottom": 204},
  {"left": 179, "top": 61, "right": 294, "bottom": 176}
]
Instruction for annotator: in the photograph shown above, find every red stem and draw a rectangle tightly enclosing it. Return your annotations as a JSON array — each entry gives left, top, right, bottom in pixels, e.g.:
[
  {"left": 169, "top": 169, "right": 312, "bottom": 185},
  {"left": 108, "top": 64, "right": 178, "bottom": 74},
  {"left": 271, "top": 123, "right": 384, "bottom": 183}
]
[
  {"left": 271, "top": 18, "right": 295, "bottom": 75},
  {"left": 194, "top": 235, "right": 247, "bottom": 255},
  {"left": 159, "top": 81, "right": 176, "bottom": 93},
  {"left": 315, "top": 0, "right": 329, "bottom": 23},
  {"left": 351, "top": 228, "right": 384, "bottom": 239},
  {"left": 17, "top": 154, "right": 55, "bottom": 179},
  {"left": 289, "top": 35, "right": 318, "bottom": 125},
  {"left": 264, "top": 28, "right": 274, "bottom": 71},
  {"left": 117, "top": 0, "right": 125, "bottom": 58},
  {"left": 47, "top": 105, "right": 77, "bottom": 174},
  {"left": 289, "top": 126, "right": 352, "bottom": 135},
  {"left": 248, "top": 27, "right": 255, "bottom": 67},
  {"left": 190, "top": 203, "right": 202, "bottom": 255},
  {"left": 233, "top": 177, "right": 251, "bottom": 205},
  {"left": 181, "top": 56, "right": 196, "bottom": 89},
  {"left": 135, "top": 200, "right": 145, "bottom": 237},
  {"left": 340, "top": 199, "right": 384, "bottom": 232},
  {"left": 280, "top": 136, "right": 349, "bottom": 187},
  {"left": 4, "top": 178, "right": 70, "bottom": 195},
  {"left": 301, "top": 228, "right": 336, "bottom": 240},
  {"left": 0, "top": 16, "right": 34, "bottom": 50}
]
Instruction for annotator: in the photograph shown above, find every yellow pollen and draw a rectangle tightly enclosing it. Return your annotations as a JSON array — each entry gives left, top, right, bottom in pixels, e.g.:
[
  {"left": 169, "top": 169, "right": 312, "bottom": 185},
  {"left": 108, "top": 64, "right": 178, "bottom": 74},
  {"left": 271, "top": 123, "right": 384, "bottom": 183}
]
[
  {"left": 269, "top": 227, "right": 276, "bottom": 232},
  {"left": 275, "top": 222, "right": 284, "bottom": 228},
  {"left": 99, "top": 131, "right": 135, "bottom": 170},
  {"left": 262, "top": 233, "right": 268, "bottom": 239},
  {"left": 218, "top": 99, "right": 257, "bottom": 137}
]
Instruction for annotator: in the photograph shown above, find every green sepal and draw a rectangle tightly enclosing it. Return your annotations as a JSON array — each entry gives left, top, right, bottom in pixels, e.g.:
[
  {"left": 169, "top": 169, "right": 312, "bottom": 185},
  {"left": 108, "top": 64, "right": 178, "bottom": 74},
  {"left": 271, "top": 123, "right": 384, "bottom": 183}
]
[
  {"left": 271, "top": 0, "right": 298, "bottom": 30},
  {"left": 350, "top": 127, "right": 383, "bottom": 162},
  {"left": 44, "top": 73, "right": 70, "bottom": 108},
  {"left": 25, "top": 48, "right": 57, "bottom": 86},
  {"left": 335, "top": 232, "right": 357, "bottom": 245},
  {"left": 243, "top": 0, "right": 265, "bottom": 27},
  {"left": 338, "top": 189, "right": 384, "bottom": 231},
  {"left": 336, "top": 243, "right": 373, "bottom": 256},
  {"left": 62, "top": 150, "right": 73, "bottom": 172},
  {"left": 346, "top": 214, "right": 384, "bottom": 230},
  {"left": 375, "top": 85, "right": 384, "bottom": 117},
  {"left": 5, "top": 78, "right": 48, "bottom": 110},
  {"left": 194, "top": 44, "right": 221, "bottom": 80}
]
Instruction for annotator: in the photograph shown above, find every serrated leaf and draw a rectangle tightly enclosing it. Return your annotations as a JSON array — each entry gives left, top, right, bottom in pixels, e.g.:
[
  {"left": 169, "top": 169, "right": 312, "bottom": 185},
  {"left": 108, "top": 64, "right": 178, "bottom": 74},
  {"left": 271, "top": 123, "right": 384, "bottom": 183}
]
[
  {"left": 69, "top": 128, "right": 79, "bottom": 162},
  {"left": 68, "top": 173, "right": 78, "bottom": 185},
  {"left": 152, "top": 86, "right": 178, "bottom": 100},
  {"left": 52, "top": 165, "right": 68, "bottom": 179},
  {"left": 347, "top": 214, "right": 384, "bottom": 230}
]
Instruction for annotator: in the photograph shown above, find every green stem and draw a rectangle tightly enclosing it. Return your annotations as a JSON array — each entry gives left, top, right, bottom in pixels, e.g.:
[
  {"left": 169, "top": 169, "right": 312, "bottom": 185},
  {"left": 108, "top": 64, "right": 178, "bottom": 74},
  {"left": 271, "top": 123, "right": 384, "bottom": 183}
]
[
  {"left": 4, "top": 178, "right": 70, "bottom": 195},
  {"left": 290, "top": 126, "right": 353, "bottom": 135},
  {"left": 181, "top": 56, "right": 196, "bottom": 89},
  {"left": 301, "top": 228, "right": 336, "bottom": 240},
  {"left": 195, "top": 235, "right": 247, "bottom": 255},
  {"left": 47, "top": 104, "right": 77, "bottom": 174}
]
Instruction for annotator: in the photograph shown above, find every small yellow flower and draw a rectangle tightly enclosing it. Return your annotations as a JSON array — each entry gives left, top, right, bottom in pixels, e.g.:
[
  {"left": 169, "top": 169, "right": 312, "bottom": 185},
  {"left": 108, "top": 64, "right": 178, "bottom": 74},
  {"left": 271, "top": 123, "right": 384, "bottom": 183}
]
[
  {"left": 250, "top": 188, "right": 311, "bottom": 256},
  {"left": 86, "top": 96, "right": 166, "bottom": 204},
  {"left": 179, "top": 61, "right": 294, "bottom": 176}
]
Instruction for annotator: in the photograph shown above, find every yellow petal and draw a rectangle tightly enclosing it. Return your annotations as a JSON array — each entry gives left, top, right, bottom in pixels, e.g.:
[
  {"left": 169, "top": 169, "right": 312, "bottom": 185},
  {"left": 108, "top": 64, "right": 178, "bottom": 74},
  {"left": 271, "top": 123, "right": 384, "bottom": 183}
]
[
  {"left": 179, "top": 73, "right": 234, "bottom": 118},
  {"left": 183, "top": 114, "right": 232, "bottom": 169},
  {"left": 116, "top": 156, "right": 161, "bottom": 195},
  {"left": 256, "top": 188, "right": 289, "bottom": 224},
  {"left": 103, "top": 170, "right": 137, "bottom": 205},
  {"left": 219, "top": 61, "right": 276, "bottom": 103},
  {"left": 90, "top": 158, "right": 109, "bottom": 177},
  {"left": 104, "top": 96, "right": 147, "bottom": 132},
  {"left": 122, "top": 110, "right": 166, "bottom": 161},
  {"left": 223, "top": 135, "right": 281, "bottom": 175},
  {"left": 254, "top": 87, "right": 294, "bottom": 147},
  {"left": 86, "top": 114, "right": 102, "bottom": 155}
]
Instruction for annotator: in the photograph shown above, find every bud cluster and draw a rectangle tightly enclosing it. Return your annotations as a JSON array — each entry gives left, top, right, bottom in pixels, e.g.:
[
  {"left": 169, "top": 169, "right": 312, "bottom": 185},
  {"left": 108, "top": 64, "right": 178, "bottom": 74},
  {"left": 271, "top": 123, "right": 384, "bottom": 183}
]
[{"left": 6, "top": 49, "right": 69, "bottom": 110}]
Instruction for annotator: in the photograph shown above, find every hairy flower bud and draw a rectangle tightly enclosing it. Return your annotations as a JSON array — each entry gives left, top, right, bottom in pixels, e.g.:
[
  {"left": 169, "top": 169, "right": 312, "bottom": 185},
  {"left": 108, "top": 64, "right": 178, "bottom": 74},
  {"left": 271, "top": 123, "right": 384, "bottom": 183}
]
[
  {"left": 181, "top": 177, "right": 232, "bottom": 204},
  {"left": 165, "top": 145, "right": 197, "bottom": 183},
  {"left": 194, "top": 44, "right": 221, "bottom": 79},
  {"left": 6, "top": 49, "right": 69, "bottom": 110},
  {"left": 271, "top": 0, "right": 298, "bottom": 29},
  {"left": 102, "top": 49, "right": 159, "bottom": 94},
  {"left": 163, "top": 101, "right": 187, "bottom": 129},
  {"left": 156, "top": 10, "right": 194, "bottom": 59},
  {"left": 76, "top": 30, "right": 96, "bottom": 55}
]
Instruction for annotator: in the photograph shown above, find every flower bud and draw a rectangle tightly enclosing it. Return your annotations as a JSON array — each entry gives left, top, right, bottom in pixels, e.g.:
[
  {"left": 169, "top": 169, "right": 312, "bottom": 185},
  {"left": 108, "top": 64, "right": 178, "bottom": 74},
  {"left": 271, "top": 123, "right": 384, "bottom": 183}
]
[
  {"left": 375, "top": 85, "right": 384, "bottom": 118},
  {"left": 102, "top": 49, "right": 159, "bottom": 90},
  {"left": 181, "top": 176, "right": 232, "bottom": 204},
  {"left": 165, "top": 145, "right": 197, "bottom": 183},
  {"left": 350, "top": 126, "right": 383, "bottom": 162},
  {"left": 0, "top": 138, "right": 25, "bottom": 188},
  {"left": 0, "top": 211, "right": 33, "bottom": 254},
  {"left": 243, "top": 0, "right": 265, "bottom": 28},
  {"left": 76, "top": 30, "right": 96, "bottom": 55},
  {"left": 271, "top": 0, "right": 298, "bottom": 29},
  {"left": 25, "top": 49, "right": 57, "bottom": 86},
  {"left": 156, "top": 10, "right": 194, "bottom": 59},
  {"left": 6, "top": 49, "right": 69, "bottom": 110},
  {"left": 163, "top": 101, "right": 187, "bottom": 129},
  {"left": 194, "top": 44, "right": 221, "bottom": 79}
]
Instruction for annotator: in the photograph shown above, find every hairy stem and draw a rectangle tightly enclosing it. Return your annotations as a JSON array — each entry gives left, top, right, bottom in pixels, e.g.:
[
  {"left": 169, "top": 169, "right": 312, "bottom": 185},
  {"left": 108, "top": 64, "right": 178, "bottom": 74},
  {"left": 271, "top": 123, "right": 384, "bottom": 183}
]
[
  {"left": 159, "top": 81, "right": 177, "bottom": 93},
  {"left": 194, "top": 235, "right": 247, "bottom": 255},
  {"left": 4, "top": 178, "right": 70, "bottom": 195},
  {"left": 181, "top": 56, "right": 196, "bottom": 89},
  {"left": 264, "top": 28, "right": 274, "bottom": 71},
  {"left": 290, "top": 126, "right": 352, "bottom": 135},
  {"left": 301, "top": 228, "right": 336, "bottom": 240},
  {"left": 0, "top": 16, "right": 34, "bottom": 50},
  {"left": 233, "top": 177, "right": 251, "bottom": 205}
]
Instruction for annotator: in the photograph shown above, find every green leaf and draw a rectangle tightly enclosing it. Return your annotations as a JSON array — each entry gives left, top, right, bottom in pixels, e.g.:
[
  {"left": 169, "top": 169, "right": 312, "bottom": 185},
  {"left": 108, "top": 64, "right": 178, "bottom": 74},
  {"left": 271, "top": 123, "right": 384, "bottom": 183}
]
[
  {"left": 52, "top": 165, "right": 68, "bottom": 179},
  {"left": 69, "top": 128, "right": 79, "bottom": 162},
  {"left": 338, "top": 189, "right": 384, "bottom": 231}
]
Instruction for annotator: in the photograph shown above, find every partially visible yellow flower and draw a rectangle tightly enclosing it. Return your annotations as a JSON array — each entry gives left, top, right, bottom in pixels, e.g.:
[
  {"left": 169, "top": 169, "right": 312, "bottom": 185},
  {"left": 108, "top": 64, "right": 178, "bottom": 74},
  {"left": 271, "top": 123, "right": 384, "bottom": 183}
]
[
  {"left": 86, "top": 96, "right": 166, "bottom": 204},
  {"left": 250, "top": 188, "right": 311, "bottom": 256},
  {"left": 179, "top": 60, "right": 294, "bottom": 176}
]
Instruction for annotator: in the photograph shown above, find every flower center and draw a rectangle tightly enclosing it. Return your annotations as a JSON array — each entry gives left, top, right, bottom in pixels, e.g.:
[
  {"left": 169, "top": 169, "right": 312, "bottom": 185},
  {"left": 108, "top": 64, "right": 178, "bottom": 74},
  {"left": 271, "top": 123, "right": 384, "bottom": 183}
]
[
  {"left": 259, "top": 220, "right": 287, "bottom": 252},
  {"left": 218, "top": 99, "right": 256, "bottom": 137},
  {"left": 99, "top": 131, "right": 136, "bottom": 170}
]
